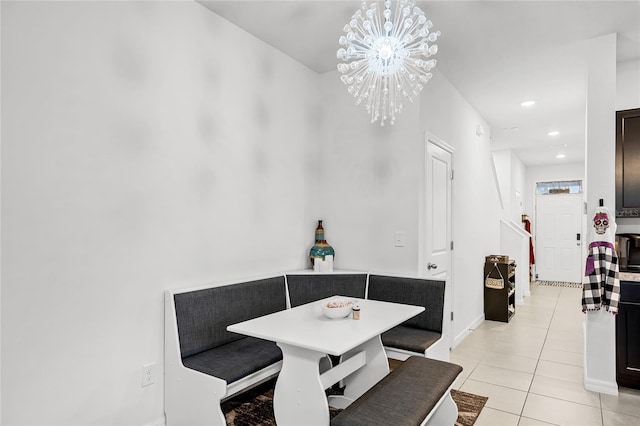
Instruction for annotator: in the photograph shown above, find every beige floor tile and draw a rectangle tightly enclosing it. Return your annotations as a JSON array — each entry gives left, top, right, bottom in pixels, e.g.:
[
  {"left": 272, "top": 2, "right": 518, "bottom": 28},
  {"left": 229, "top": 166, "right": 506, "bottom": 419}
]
[
  {"left": 530, "top": 286, "right": 563, "bottom": 297},
  {"left": 475, "top": 320, "right": 511, "bottom": 332},
  {"left": 480, "top": 351, "right": 539, "bottom": 374},
  {"left": 455, "top": 282, "right": 640, "bottom": 426},
  {"left": 502, "top": 323, "right": 551, "bottom": 338},
  {"left": 510, "top": 313, "right": 553, "bottom": 329},
  {"left": 500, "top": 332, "right": 547, "bottom": 348},
  {"left": 475, "top": 407, "right": 520, "bottom": 426},
  {"left": 525, "top": 296, "right": 561, "bottom": 309},
  {"left": 468, "top": 363, "right": 533, "bottom": 391},
  {"left": 468, "top": 326, "right": 503, "bottom": 339},
  {"left": 529, "top": 375, "right": 600, "bottom": 407},
  {"left": 543, "top": 334, "right": 583, "bottom": 354},
  {"left": 553, "top": 307, "right": 582, "bottom": 316},
  {"left": 600, "top": 386, "right": 640, "bottom": 418},
  {"left": 602, "top": 409, "right": 640, "bottom": 426},
  {"left": 517, "top": 306, "right": 556, "bottom": 317},
  {"left": 460, "top": 379, "right": 528, "bottom": 414},
  {"left": 489, "top": 338, "right": 544, "bottom": 359},
  {"left": 539, "top": 347, "right": 583, "bottom": 367},
  {"left": 522, "top": 393, "right": 602, "bottom": 425},
  {"left": 449, "top": 354, "right": 480, "bottom": 379},
  {"left": 518, "top": 417, "right": 559, "bottom": 426},
  {"left": 450, "top": 344, "right": 487, "bottom": 362},
  {"left": 549, "top": 315, "right": 584, "bottom": 333},
  {"left": 458, "top": 331, "right": 500, "bottom": 350},
  {"left": 547, "top": 329, "right": 584, "bottom": 345},
  {"left": 535, "top": 360, "right": 583, "bottom": 383}
]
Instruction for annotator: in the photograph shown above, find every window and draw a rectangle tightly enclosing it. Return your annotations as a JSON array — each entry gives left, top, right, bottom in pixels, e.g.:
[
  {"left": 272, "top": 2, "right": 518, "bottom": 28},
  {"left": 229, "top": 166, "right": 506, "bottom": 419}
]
[{"left": 536, "top": 180, "right": 582, "bottom": 195}]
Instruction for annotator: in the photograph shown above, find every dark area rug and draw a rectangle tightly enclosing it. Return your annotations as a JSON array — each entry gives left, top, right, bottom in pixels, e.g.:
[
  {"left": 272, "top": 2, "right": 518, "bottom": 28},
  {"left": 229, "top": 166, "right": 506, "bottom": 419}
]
[
  {"left": 222, "top": 377, "right": 488, "bottom": 426},
  {"left": 451, "top": 389, "right": 489, "bottom": 426}
]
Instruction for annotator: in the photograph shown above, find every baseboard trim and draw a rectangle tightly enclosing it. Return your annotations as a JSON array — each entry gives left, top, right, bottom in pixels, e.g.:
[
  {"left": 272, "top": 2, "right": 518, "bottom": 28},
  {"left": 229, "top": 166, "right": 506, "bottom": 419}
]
[
  {"left": 145, "top": 416, "right": 166, "bottom": 426},
  {"left": 452, "top": 313, "right": 485, "bottom": 348},
  {"left": 584, "top": 376, "right": 618, "bottom": 395}
]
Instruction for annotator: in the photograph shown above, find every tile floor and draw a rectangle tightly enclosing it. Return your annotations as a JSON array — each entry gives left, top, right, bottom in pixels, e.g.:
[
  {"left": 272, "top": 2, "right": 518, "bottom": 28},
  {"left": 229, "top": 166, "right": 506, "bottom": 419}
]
[{"left": 450, "top": 282, "right": 640, "bottom": 426}]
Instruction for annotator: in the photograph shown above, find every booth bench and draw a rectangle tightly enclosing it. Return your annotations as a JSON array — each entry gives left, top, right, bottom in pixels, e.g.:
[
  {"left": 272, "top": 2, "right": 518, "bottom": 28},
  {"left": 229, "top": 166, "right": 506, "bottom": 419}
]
[
  {"left": 164, "top": 275, "right": 286, "bottom": 426},
  {"left": 165, "top": 271, "right": 455, "bottom": 425},
  {"left": 368, "top": 274, "right": 448, "bottom": 361},
  {"left": 331, "top": 356, "right": 463, "bottom": 426}
]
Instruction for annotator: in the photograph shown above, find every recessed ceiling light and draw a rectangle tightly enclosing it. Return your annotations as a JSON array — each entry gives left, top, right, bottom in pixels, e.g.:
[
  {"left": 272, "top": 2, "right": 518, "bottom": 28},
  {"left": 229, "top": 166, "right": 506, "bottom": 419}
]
[
  {"left": 548, "top": 131, "right": 560, "bottom": 136},
  {"left": 520, "top": 100, "right": 536, "bottom": 107},
  {"left": 556, "top": 154, "right": 566, "bottom": 159}
]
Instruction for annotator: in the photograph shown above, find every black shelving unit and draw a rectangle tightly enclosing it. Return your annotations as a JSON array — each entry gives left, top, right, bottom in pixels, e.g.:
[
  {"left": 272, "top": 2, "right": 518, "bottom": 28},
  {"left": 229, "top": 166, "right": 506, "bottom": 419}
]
[{"left": 483, "top": 255, "right": 516, "bottom": 322}]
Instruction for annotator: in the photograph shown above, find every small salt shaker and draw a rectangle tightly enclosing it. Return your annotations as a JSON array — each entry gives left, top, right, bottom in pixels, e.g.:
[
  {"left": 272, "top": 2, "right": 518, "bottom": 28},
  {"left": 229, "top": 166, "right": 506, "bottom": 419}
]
[{"left": 352, "top": 305, "right": 360, "bottom": 320}]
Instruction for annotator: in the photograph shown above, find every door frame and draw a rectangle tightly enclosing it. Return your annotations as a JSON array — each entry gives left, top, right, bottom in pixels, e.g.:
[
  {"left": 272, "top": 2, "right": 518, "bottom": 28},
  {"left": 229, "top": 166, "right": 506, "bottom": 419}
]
[{"left": 419, "top": 131, "right": 454, "bottom": 351}]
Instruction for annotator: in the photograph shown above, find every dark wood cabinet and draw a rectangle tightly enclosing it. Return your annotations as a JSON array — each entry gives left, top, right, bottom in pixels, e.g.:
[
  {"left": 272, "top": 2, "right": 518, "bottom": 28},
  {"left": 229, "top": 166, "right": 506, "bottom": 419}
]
[
  {"left": 483, "top": 256, "right": 516, "bottom": 322},
  {"left": 616, "top": 280, "right": 640, "bottom": 389},
  {"left": 616, "top": 108, "right": 640, "bottom": 217}
]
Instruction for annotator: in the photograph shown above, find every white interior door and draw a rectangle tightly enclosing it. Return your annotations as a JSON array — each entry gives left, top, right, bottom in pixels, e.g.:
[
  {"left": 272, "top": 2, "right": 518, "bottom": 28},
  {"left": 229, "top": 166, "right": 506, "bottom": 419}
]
[
  {"left": 423, "top": 133, "right": 453, "bottom": 351},
  {"left": 535, "top": 193, "right": 583, "bottom": 283}
]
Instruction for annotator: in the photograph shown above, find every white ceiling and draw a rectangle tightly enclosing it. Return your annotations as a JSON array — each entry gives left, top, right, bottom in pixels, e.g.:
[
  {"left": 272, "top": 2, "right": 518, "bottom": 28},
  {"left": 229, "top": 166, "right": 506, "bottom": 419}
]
[{"left": 197, "top": 0, "right": 640, "bottom": 166}]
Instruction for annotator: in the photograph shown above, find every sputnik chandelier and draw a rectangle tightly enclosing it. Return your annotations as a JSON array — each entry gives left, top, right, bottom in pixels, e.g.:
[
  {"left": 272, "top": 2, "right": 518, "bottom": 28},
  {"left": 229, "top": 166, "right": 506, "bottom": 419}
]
[{"left": 337, "top": 0, "right": 440, "bottom": 126}]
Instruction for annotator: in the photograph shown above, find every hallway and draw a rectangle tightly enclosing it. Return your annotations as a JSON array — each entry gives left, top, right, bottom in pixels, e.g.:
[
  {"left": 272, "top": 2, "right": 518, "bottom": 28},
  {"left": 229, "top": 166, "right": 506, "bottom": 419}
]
[{"left": 450, "top": 282, "right": 640, "bottom": 425}]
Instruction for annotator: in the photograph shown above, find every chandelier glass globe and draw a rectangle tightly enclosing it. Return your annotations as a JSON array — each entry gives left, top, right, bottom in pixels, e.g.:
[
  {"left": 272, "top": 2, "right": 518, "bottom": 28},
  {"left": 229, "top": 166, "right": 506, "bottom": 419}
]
[{"left": 337, "top": 0, "right": 441, "bottom": 126}]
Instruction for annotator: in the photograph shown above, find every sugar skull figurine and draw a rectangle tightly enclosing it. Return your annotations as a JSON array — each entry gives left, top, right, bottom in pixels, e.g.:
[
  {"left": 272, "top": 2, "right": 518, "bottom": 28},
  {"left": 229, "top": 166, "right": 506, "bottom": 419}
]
[{"left": 593, "top": 211, "right": 609, "bottom": 235}]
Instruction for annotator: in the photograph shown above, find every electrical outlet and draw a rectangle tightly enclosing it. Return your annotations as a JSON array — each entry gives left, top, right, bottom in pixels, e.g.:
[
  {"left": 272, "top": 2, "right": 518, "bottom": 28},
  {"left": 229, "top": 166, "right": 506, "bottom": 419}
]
[{"left": 142, "top": 363, "right": 155, "bottom": 387}]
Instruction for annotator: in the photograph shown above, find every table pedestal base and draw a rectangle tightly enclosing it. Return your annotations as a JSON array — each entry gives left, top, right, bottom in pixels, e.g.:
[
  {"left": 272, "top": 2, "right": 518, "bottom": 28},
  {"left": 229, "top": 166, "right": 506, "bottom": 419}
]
[{"left": 274, "top": 336, "right": 389, "bottom": 425}]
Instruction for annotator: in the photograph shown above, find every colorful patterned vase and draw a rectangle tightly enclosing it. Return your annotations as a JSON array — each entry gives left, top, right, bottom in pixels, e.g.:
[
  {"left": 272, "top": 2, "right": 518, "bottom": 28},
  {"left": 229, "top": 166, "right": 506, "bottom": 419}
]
[{"left": 309, "top": 220, "right": 335, "bottom": 266}]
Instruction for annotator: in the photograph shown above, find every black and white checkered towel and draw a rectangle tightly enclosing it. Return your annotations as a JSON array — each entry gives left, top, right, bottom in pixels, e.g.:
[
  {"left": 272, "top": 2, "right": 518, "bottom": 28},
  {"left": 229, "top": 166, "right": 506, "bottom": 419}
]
[{"left": 582, "top": 241, "right": 620, "bottom": 314}]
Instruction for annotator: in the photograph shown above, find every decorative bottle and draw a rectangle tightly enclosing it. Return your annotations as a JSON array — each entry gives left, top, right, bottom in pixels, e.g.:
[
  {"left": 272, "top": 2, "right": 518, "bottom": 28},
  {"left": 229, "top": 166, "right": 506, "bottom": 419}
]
[{"left": 309, "top": 220, "right": 335, "bottom": 267}]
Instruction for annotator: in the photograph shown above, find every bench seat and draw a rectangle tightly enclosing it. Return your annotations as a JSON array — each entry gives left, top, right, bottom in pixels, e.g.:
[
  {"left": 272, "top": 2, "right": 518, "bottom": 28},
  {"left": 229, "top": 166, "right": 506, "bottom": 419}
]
[
  {"left": 182, "top": 337, "right": 282, "bottom": 384},
  {"left": 331, "top": 356, "right": 463, "bottom": 426},
  {"left": 380, "top": 326, "right": 441, "bottom": 354}
]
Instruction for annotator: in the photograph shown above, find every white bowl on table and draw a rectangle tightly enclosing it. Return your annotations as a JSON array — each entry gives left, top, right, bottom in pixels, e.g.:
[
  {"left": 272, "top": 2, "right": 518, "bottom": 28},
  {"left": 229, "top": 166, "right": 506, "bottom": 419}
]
[{"left": 321, "top": 297, "right": 356, "bottom": 319}]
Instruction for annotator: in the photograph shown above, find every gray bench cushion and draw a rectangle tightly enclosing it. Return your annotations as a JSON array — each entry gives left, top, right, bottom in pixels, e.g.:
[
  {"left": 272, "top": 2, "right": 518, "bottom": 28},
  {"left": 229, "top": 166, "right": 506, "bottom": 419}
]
[
  {"left": 381, "top": 325, "right": 441, "bottom": 353},
  {"left": 367, "top": 275, "right": 445, "bottom": 333},
  {"left": 182, "top": 336, "right": 282, "bottom": 384},
  {"left": 331, "top": 356, "right": 463, "bottom": 426},
  {"left": 287, "top": 274, "right": 367, "bottom": 307},
  {"left": 174, "top": 276, "right": 286, "bottom": 358}
]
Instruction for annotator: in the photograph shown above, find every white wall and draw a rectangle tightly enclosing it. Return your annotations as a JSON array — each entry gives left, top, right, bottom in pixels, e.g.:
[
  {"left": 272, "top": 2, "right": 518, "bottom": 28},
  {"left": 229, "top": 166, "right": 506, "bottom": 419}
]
[
  {"left": 316, "top": 68, "right": 500, "bottom": 346},
  {"left": 492, "top": 150, "right": 512, "bottom": 217},
  {"left": 583, "top": 33, "right": 618, "bottom": 395},
  {"left": 493, "top": 150, "right": 526, "bottom": 224},
  {"left": 420, "top": 71, "right": 501, "bottom": 343},
  {"left": 511, "top": 153, "right": 526, "bottom": 222},
  {"left": 617, "top": 59, "right": 640, "bottom": 111},
  {"left": 313, "top": 72, "right": 422, "bottom": 274},
  {"left": 1, "top": 2, "right": 319, "bottom": 424}
]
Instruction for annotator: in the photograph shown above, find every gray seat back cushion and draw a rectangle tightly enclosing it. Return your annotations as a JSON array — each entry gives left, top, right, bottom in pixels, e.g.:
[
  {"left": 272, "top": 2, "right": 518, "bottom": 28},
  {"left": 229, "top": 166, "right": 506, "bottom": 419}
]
[
  {"left": 174, "top": 276, "right": 286, "bottom": 358},
  {"left": 367, "top": 275, "right": 445, "bottom": 333},
  {"left": 286, "top": 274, "right": 367, "bottom": 307}
]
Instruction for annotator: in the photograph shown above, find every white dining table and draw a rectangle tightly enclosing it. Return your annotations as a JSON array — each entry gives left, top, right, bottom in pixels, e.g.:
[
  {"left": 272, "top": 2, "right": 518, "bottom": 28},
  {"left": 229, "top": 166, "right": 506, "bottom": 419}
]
[{"left": 227, "top": 296, "right": 424, "bottom": 426}]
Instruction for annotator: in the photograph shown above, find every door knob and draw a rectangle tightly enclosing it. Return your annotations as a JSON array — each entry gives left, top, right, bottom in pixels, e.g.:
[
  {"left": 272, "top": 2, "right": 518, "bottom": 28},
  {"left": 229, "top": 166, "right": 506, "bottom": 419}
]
[{"left": 427, "top": 263, "right": 438, "bottom": 270}]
